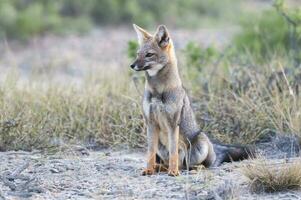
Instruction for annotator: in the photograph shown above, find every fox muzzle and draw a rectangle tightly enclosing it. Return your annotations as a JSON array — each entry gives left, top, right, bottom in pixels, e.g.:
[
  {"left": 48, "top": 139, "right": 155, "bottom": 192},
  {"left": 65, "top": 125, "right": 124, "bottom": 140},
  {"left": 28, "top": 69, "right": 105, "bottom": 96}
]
[{"left": 130, "top": 60, "right": 150, "bottom": 71}]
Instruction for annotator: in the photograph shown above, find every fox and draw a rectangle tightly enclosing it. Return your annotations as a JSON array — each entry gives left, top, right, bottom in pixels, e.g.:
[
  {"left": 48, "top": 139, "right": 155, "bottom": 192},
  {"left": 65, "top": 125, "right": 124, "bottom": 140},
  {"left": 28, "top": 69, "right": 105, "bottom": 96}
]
[{"left": 130, "top": 24, "right": 254, "bottom": 176}]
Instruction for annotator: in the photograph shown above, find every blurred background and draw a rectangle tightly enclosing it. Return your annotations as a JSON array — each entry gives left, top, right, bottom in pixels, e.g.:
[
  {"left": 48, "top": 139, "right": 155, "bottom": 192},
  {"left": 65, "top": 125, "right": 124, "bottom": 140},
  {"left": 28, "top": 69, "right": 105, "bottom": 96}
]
[
  {"left": 0, "top": 0, "right": 256, "bottom": 82},
  {"left": 0, "top": 0, "right": 301, "bottom": 151},
  {"left": 0, "top": 0, "right": 299, "bottom": 82}
]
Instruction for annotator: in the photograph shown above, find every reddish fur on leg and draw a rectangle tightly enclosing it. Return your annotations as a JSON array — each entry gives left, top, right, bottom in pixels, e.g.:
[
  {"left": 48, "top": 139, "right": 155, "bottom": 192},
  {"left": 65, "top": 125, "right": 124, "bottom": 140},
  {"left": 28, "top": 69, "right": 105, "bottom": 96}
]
[
  {"left": 168, "top": 154, "right": 179, "bottom": 176},
  {"left": 141, "top": 152, "right": 157, "bottom": 175}
]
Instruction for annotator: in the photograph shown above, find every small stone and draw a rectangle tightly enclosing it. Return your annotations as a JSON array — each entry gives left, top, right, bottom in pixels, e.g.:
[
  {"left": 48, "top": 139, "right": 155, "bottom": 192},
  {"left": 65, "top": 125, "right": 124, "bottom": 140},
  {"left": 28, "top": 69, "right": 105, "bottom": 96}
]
[{"left": 50, "top": 168, "right": 60, "bottom": 173}]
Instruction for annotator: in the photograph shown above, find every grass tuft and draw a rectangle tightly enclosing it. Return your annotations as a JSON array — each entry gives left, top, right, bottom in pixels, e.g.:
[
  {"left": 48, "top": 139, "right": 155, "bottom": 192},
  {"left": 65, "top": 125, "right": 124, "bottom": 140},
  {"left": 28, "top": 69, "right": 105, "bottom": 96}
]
[{"left": 241, "top": 158, "right": 301, "bottom": 193}]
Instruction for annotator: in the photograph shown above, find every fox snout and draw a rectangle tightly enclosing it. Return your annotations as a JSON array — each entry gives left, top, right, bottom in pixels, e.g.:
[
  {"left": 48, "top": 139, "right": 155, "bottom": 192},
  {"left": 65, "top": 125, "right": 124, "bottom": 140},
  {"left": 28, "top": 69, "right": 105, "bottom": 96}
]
[
  {"left": 130, "top": 60, "right": 139, "bottom": 70},
  {"left": 130, "top": 59, "right": 150, "bottom": 71}
]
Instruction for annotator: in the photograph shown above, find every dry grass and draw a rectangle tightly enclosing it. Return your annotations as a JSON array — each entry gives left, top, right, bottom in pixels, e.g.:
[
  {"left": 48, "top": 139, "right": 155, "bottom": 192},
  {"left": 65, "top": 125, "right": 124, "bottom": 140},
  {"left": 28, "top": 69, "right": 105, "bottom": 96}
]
[
  {"left": 0, "top": 68, "right": 145, "bottom": 151},
  {"left": 0, "top": 37, "right": 301, "bottom": 151},
  {"left": 1, "top": 55, "right": 301, "bottom": 151},
  {"left": 180, "top": 55, "right": 301, "bottom": 145},
  {"left": 241, "top": 158, "right": 301, "bottom": 192}
]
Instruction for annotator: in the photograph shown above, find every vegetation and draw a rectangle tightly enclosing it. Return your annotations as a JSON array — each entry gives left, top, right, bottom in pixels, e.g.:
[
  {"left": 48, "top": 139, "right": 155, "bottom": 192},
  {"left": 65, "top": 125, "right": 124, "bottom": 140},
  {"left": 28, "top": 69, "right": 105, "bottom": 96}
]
[
  {"left": 1, "top": 1, "right": 301, "bottom": 200},
  {"left": 0, "top": 0, "right": 92, "bottom": 40},
  {"left": 0, "top": 0, "right": 241, "bottom": 40},
  {"left": 233, "top": 0, "right": 301, "bottom": 64},
  {"left": 0, "top": 69, "right": 145, "bottom": 151},
  {"left": 0, "top": 0, "right": 301, "bottom": 151},
  {"left": 242, "top": 158, "right": 301, "bottom": 192},
  {"left": 180, "top": 47, "right": 301, "bottom": 144},
  {"left": 1, "top": 45, "right": 301, "bottom": 150}
]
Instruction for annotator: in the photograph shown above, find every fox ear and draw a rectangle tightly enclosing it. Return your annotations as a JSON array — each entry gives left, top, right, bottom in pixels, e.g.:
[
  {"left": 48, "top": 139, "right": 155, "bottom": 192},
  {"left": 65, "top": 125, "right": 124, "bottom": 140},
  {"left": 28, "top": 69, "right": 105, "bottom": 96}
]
[
  {"left": 155, "top": 25, "right": 170, "bottom": 48},
  {"left": 133, "top": 24, "right": 152, "bottom": 46}
]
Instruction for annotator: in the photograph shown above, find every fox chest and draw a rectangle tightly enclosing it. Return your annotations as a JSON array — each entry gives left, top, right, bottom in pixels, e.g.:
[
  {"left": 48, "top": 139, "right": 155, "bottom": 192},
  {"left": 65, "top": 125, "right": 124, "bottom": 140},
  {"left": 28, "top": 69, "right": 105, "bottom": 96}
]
[
  {"left": 143, "top": 98, "right": 184, "bottom": 146},
  {"left": 143, "top": 98, "right": 177, "bottom": 124}
]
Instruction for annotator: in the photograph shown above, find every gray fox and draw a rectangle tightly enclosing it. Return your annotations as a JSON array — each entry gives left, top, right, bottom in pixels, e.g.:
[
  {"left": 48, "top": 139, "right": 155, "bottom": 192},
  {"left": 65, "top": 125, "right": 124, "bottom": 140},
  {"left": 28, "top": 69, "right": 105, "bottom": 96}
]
[{"left": 130, "top": 24, "right": 253, "bottom": 176}]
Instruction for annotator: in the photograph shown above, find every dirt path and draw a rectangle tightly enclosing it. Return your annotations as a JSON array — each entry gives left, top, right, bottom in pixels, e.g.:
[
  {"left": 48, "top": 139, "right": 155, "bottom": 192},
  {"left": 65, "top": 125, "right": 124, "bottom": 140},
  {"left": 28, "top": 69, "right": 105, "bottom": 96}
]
[{"left": 1, "top": 148, "right": 301, "bottom": 200}]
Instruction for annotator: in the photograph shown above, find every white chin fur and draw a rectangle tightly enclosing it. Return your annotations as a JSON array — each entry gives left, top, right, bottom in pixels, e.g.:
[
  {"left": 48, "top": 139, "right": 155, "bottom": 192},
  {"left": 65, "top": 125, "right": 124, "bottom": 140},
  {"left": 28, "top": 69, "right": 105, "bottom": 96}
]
[
  {"left": 147, "top": 64, "right": 163, "bottom": 76},
  {"left": 134, "top": 65, "right": 139, "bottom": 71}
]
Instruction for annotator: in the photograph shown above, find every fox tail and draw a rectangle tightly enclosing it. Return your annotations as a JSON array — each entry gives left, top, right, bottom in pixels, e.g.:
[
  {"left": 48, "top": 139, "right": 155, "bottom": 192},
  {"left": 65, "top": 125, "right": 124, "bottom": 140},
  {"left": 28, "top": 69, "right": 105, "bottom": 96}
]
[{"left": 212, "top": 142, "right": 255, "bottom": 167}]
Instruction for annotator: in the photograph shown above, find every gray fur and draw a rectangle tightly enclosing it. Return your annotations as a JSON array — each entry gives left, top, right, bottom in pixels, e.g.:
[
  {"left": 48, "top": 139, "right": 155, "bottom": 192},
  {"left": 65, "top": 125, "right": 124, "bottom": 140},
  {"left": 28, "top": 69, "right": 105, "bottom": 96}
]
[
  {"left": 132, "top": 24, "right": 251, "bottom": 174},
  {"left": 142, "top": 58, "right": 216, "bottom": 168}
]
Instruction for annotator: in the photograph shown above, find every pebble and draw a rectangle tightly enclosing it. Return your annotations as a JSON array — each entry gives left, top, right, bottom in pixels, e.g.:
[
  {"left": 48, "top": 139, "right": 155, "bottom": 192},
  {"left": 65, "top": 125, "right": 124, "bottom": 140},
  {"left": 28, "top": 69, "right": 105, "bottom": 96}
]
[{"left": 50, "top": 168, "right": 60, "bottom": 173}]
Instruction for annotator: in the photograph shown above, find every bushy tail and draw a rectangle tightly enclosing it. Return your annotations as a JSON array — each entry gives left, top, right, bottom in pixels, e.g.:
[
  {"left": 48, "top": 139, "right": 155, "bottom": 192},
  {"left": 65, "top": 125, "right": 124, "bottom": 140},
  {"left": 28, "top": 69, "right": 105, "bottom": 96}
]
[{"left": 212, "top": 142, "right": 255, "bottom": 167}]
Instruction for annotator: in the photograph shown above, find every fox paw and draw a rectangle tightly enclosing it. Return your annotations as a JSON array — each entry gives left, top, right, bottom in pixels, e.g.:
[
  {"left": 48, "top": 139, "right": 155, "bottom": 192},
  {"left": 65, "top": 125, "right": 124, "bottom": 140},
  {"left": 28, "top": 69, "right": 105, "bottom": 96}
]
[
  {"left": 141, "top": 168, "right": 155, "bottom": 176},
  {"left": 168, "top": 169, "right": 180, "bottom": 176}
]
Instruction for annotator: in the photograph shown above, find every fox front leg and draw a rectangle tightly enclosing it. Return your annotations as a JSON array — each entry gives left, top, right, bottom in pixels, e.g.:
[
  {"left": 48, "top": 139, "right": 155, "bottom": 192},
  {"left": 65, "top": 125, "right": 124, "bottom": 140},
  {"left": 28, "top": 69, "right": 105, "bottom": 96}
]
[
  {"left": 167, "top": 125, "right": 180, "bottom": 176},
  {"left": 142, "top": 124, "right": 159, "bottom": 175}
]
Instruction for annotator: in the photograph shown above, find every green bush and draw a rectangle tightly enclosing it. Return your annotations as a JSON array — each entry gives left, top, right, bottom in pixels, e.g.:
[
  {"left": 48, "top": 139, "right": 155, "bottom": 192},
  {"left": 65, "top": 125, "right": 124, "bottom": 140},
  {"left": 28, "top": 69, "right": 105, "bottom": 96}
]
[
  {"left": 0, "top": 0, "right": 242, "bottom": 40},
  {"left": 181, "top": 42, "right": 219, "bottom": 83},
  {"left": 233, "top": 1, "right": 301, "bottom": 63},
  {"left": 183, "top": 42, "right": 219, "bottom": 71},
  {"left": 127, "top": 40, "right": 139, "bottom": 60},
  {"left": 16, "top": 3, "right": 45, "bottom": 40},
  {"left": 0, "top": 0, "right": 93, "bottom": 40},
  {"left": 233, "top": 9, "right": 289, "bottom": 60}
]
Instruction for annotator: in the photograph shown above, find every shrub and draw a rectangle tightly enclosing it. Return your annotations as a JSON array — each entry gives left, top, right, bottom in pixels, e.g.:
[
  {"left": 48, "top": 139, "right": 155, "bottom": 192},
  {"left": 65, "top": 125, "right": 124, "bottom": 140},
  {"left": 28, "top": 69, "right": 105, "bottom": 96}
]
[
  {"left": 233, "top": 0, "right": 301, "bottom": 63},
  {"left": 127, "top": 40, "right": 139, "bottom": 60},
  {"left": 181, "top": 42, "right": 219, "bottom": 84},
  {"left": 233, "top": 9, "right": 289, "bottom": 60},
  {"left": 0, "top": 0, "right": 243, "bottom": 40}
]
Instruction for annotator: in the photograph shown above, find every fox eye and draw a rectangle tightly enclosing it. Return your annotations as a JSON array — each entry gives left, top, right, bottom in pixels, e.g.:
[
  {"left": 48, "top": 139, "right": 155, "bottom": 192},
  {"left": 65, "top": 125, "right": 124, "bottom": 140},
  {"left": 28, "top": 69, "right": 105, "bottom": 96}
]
[{"left": 145, "top": 53, "right": 154, "bottom": 57}]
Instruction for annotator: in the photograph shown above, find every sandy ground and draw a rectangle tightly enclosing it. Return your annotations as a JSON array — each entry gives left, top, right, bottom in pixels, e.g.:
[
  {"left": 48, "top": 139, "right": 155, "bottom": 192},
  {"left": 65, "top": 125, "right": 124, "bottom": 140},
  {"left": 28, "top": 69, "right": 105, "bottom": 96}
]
[{"left": 0, "top": 145, "right": 301, "bottom": 200}]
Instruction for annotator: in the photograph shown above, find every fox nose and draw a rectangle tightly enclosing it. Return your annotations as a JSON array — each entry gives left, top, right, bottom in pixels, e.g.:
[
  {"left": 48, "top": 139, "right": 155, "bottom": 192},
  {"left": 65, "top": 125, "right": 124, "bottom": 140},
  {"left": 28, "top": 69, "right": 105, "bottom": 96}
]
[{"left": 130, "top": 63, "right": 136, "bottom": 69}]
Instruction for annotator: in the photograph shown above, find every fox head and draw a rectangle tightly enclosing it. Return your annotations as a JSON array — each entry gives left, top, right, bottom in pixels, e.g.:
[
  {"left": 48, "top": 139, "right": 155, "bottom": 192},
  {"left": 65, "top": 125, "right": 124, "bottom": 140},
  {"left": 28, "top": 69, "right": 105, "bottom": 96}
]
[{"left": 130, "top": 24, "right": 175, "bottom": 76}]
